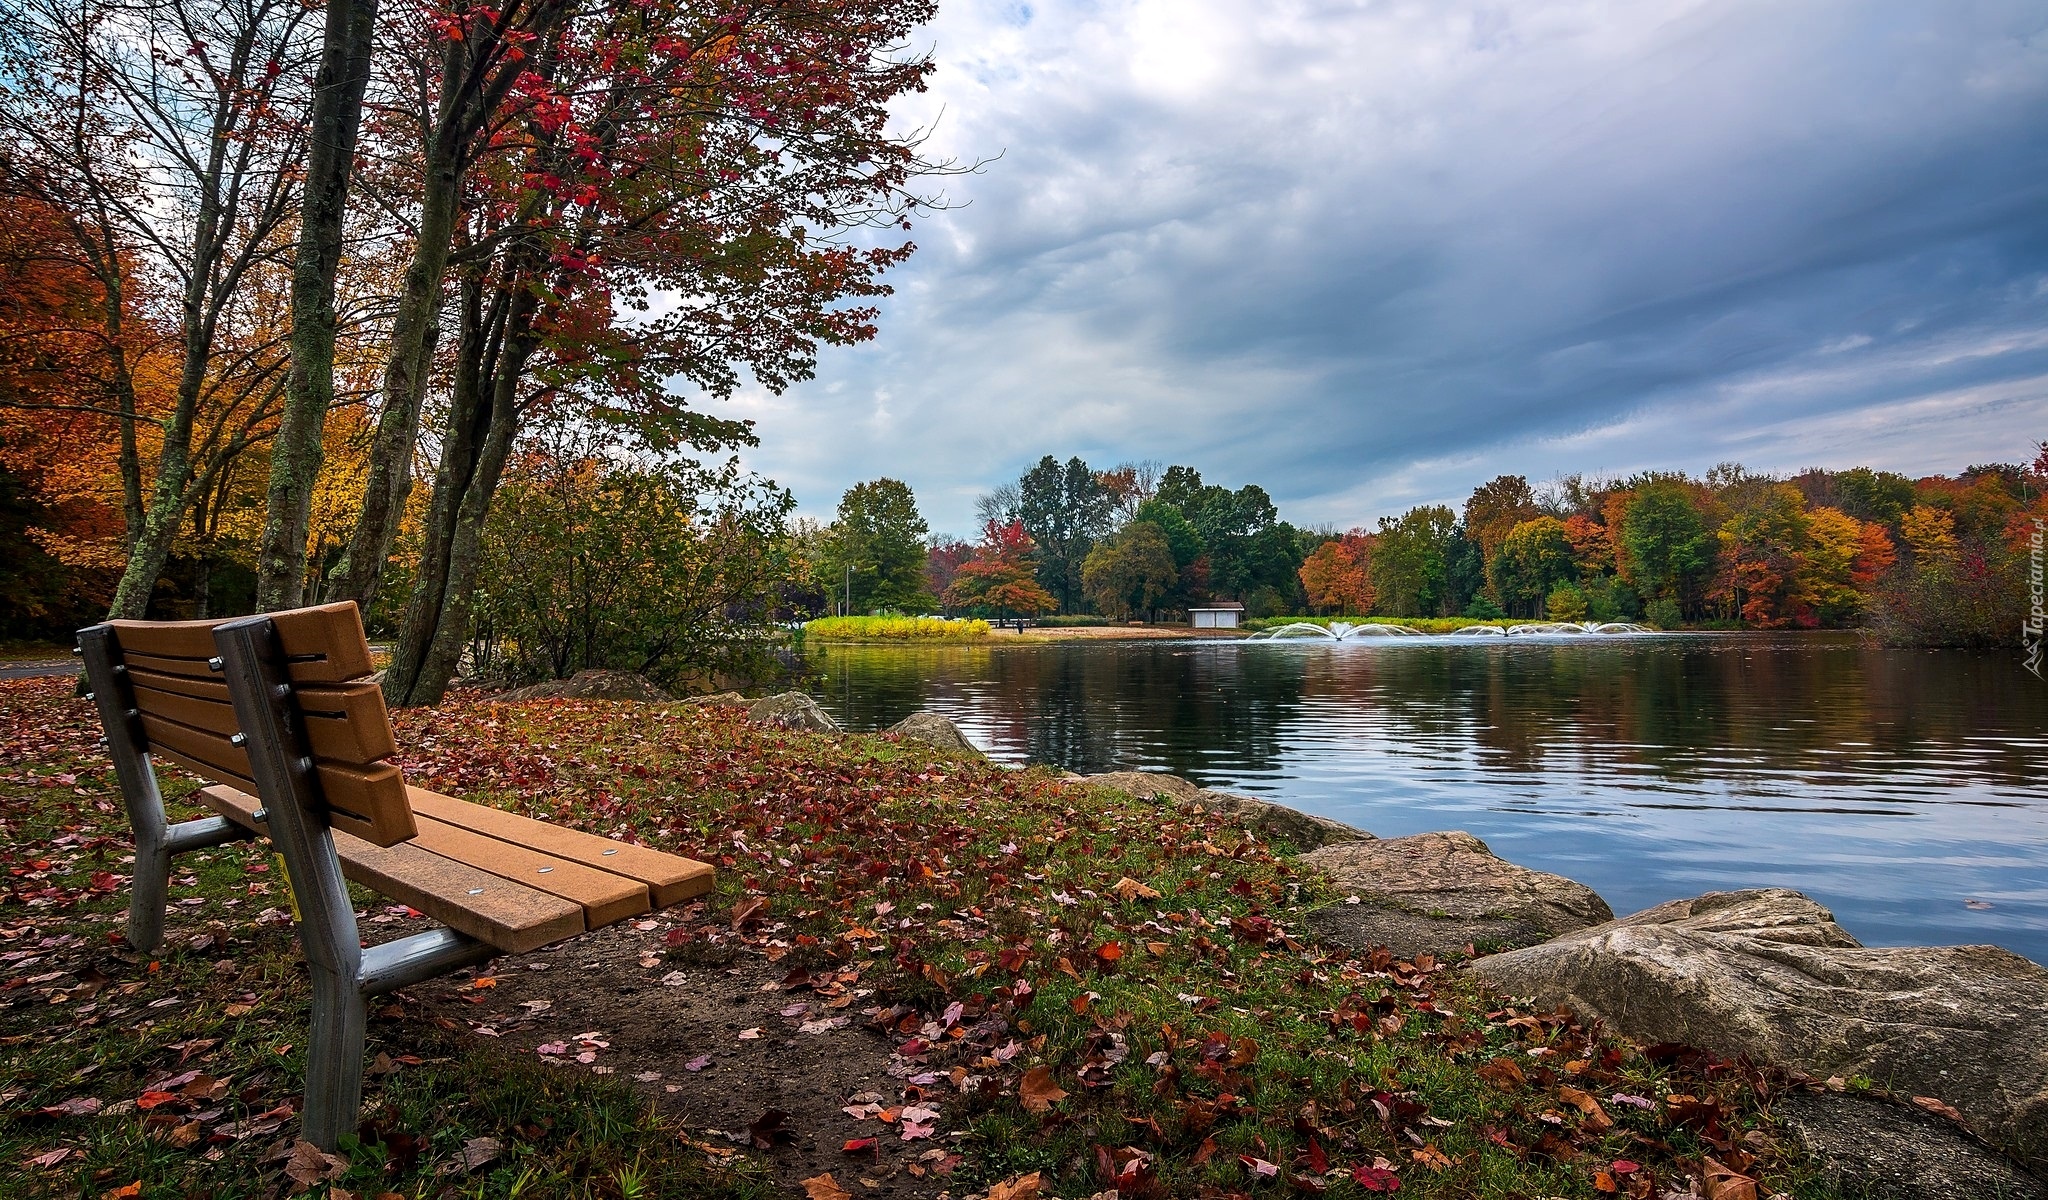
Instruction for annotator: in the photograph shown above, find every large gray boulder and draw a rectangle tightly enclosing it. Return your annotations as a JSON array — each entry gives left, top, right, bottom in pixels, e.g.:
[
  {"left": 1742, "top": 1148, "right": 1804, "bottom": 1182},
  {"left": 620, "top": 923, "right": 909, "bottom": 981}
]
[
  {"left": 493, "top": 670, "right": 672, "bottom": 704},
  {"left": 1302, "top": 830, "right": 1613, "bottom": 947},
  {"left": 887, "top": 712, "right": 983, "bottom": 756},
  {"left": 1467, "top": 889, "right": 2048, "bottom": 1171},
  {"left": 1775, "top": 1091, "right": 2045, "bottom": 1200},
  {"left": 1083, "top": 772, "right": 1369, "bottom": 850},
  {"left": 746, "top": 691, "right": 839, "bottom": 732}
]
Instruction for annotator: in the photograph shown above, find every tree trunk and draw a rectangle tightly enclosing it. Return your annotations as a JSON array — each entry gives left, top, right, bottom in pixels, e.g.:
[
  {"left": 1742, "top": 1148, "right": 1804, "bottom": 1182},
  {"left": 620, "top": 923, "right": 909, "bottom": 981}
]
[
  {"left": 324, "top": 147, "right": 461, "bottom": 608},
  {"left": 255, "top": 0, "right": 380, "bottom": 611},
  {"left": 382, "top": 266, "right": 537, "bottom": 707}
]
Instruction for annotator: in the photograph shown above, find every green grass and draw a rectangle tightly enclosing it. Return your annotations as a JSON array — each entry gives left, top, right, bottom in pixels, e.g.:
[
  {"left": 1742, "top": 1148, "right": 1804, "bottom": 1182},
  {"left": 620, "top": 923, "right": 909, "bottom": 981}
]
[
  {"left": 803, "top": 615, "right": 992, "bottom": 641},
  {"left": 0, "top": 640, "right": 71, "bottom": 663}
]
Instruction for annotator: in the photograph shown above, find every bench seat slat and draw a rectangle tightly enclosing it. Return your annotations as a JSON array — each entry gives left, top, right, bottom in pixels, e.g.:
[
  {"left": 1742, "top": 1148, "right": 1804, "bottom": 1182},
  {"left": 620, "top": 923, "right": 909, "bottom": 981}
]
[
  {"left": 131, "top": 680, "right": 397, "bottom": 763},
  {"left": 142, "top": 719, "right": 416, "bottom": 847},
  {"left": 197, "top": 786, "right": 584, "bottom": 954},
  {"left": 291, "top": 683, "right": 400, "bottom": 762},
  {"left": 406, "top": 787, "right": 714, "bottom": 907},
  {"left": 409, "top": 814, "right": 650, "bottom": 927},
  {"left": 127, "top": 668, "right": 232, "bottom": 703},
  {"left": 109, "top": 603, "right": 374, "bottom": 684}
]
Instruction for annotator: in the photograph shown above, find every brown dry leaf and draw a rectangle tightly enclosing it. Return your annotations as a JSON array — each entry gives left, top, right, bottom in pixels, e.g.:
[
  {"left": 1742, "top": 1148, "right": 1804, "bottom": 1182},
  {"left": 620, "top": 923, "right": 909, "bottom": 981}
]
[
  {"left": 731, "top": 896, "right": 768, "bottom": 929},
  {"left": 1112, "top": 877, "right": 1161, "bottom": 902},
  {"left": 987, "top": 1171, "right": 1043, "bottom": 1200},
  {"left": 1911, "top": 1095, "right": 1966, "bottom": 1123},
  {"left": 1410, "top": 1144, "right": 1454, "bottom": 1173},
  {"left": 282, "top": 1140, "right": 347, "bottom": 1190},
  {"left": 1557, "top": 1085, "right": 1614, "bottom": 1131},
  {"left": 801, "top": 1173, "right": 853, "bottom": 1200},
  {"left": 1702, "top": 1158, "right": 1758, "bottom": 1200},
  {"left": 166, "top": 1120, "right": 205, "bottom": 1149},
  {"left": 1018, "top": 1065, "right": 1068, "bottom": 1114}
]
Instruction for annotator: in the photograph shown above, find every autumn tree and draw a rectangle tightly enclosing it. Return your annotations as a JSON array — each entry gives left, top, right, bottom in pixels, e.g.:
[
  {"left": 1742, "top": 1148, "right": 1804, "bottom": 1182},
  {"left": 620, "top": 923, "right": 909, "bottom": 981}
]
[
  {"left": 324, "top": 0, "right": 583, "bottom": 608},
  {"left": 1463, "top": 474, "right": 1539, "bottom": 601},
  {"left": 1708, "top": 483, "right": 1812, "bottom": 626},
  {"left": 1493, "top": 516, "right": 1576, "bottom": 617},
  {"left": 0, "top": 0, "right": 316, "bottom": 618},
  {"left": 380, "top": 0, "right": 945, "bottom": 705},
  {"left": 1298, "top": 531, "right": 1374, "bottom": 614},
  {"left": 944, "top": 519, "right": 1055, "bottom": 618},
  {"left": 925, "top": 536, "right": 975, "bottom": 603},
  {"left": 1081, "top": 521, "right": 1177, "bottom": 620}
]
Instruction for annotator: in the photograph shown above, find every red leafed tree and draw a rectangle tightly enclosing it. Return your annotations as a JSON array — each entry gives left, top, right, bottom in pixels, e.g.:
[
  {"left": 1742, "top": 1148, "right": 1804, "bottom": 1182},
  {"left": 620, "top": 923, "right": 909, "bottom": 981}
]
[
  {"left": 382, "top": 0, "right": 948, "bottom": 705},
  {"left": 925, "top": 537, "right": 975, "bottom": 602},
  {"left": 945, "top": 520, "right": 1057, "bottom": 617},
  {"left": 1298, "top": 531, "right": 1375, "bottom": 614}
]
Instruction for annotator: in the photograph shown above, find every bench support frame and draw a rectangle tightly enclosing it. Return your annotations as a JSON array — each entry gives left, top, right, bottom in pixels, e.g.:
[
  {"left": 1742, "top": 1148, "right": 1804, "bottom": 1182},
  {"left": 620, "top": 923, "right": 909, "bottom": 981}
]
[
  {"left": 213, "top": 616, "right": 492, "bottom": 1149},
  {"left": 77, "top": 626, "right": 254, "bottom": 952}
]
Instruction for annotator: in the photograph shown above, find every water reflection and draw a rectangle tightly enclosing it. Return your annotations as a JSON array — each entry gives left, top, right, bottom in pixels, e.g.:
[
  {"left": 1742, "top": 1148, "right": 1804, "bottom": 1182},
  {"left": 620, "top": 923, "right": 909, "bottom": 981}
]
[{"left": 809, "top": 634, "right": 2048, "bottom": 963}]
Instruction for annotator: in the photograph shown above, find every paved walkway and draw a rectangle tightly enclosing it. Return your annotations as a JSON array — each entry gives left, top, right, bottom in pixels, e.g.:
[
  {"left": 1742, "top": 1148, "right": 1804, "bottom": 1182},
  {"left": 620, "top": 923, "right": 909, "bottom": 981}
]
[{"left": 1, "top": 660, "right": 76, "bottom": 681}]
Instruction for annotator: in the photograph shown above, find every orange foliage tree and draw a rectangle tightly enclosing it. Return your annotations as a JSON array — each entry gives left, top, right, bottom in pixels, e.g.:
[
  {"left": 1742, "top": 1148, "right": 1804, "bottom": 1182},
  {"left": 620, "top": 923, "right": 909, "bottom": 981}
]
[{"left": 1298, "top": 531, "right": 1375, "bottom": 614}]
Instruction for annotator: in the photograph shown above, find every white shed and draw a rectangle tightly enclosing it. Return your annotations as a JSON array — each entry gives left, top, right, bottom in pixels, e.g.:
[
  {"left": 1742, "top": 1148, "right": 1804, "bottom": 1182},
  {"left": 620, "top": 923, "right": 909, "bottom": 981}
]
[{"left": 1188, "top": 604, "right": 1245, "bottom": 629}]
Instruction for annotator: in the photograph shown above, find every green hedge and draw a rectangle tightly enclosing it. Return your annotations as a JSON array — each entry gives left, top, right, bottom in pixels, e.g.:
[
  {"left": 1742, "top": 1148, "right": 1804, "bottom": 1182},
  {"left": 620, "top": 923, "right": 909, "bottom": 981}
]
[{"left": 803, "top": 616, "right": 992, "bottom": 641}]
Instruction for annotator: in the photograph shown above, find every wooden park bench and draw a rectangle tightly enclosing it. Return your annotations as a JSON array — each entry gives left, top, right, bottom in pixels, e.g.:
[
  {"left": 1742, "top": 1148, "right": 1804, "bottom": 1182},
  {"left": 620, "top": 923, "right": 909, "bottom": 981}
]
[{"left": 76, "top": 601, "right": 714, "bottom": 1149}]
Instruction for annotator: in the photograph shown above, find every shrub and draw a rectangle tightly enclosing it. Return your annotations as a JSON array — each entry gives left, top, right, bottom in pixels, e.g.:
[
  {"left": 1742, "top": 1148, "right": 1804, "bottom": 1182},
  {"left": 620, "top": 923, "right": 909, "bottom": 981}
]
[
  {"left": 1035, "top": 614, "right": 1112, "bottom": 627},
  {"left": 1644, "top": 597, "right": 1683, "bottom": 629},
  {"left": 1462, "top": 594, "right": 1505, "bottom": 620},
  {"left": 1545, "top": 583, "right": 1589, "bottom": 622},
  {"left": 471, "top": 443, "right": 798, "bottom": 692},
  {"left": 804, "top": 615, "right": 992, "bottom": 641}
]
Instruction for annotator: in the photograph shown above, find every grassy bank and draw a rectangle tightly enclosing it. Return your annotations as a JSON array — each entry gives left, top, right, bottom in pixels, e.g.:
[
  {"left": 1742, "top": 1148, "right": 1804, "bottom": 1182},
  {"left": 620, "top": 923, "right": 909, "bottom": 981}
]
[
  {"left": 804, "top": 615, "right": 993, "bottom": 642},
  {"left": 1, "top": 677, "right": 1836, "bottom": 1198}
]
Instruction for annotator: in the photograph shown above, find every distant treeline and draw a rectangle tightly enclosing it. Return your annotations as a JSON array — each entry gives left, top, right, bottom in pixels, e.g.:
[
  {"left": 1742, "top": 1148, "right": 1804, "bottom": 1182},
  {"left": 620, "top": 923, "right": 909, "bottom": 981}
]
[{"left": 807, "top": 449, "right": 2044, "bottom": 647}]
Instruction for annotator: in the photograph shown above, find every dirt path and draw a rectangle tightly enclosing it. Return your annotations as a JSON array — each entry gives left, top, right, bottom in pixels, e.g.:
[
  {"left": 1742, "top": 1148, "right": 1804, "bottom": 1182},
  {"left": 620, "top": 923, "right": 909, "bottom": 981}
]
[{"left": 411, "top": 919, "right": 963, "bottom": 1197}]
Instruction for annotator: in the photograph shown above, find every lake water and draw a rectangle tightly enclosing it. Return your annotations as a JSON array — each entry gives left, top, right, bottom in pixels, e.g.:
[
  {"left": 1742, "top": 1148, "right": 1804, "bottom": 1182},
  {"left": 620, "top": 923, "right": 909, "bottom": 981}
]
[{"left": 807, "top": 633, "right": 2048, "bottom": 964}]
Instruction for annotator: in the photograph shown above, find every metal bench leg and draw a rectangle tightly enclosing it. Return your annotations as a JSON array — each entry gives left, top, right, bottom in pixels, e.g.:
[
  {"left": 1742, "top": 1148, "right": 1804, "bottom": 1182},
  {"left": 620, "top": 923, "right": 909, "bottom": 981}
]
[
  {"left": 79, "top": 626, "right": 173, "bottom": 953},
  {"left": 126, "top": 838, "right": 172, "bottom": 953},
  {"left": 217, "top": 617, "right": 372, "bottom": 1152},
  {"left": 303, "top": 965, "right": 368, "bottom": 1151}
]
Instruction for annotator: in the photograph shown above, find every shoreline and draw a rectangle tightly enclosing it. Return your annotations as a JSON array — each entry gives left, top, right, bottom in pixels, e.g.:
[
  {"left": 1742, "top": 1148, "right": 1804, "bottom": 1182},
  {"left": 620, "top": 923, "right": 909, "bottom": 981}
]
[{"left": 6, "top": 673, "right": 2042, "bottom": 1196}]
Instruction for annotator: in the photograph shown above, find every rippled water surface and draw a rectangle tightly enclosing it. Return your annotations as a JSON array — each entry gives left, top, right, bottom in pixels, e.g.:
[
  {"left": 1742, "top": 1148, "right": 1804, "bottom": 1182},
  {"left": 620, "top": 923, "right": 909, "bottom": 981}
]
[{"left": 809, "top": 633, "right": 2048, "bottom": 962}]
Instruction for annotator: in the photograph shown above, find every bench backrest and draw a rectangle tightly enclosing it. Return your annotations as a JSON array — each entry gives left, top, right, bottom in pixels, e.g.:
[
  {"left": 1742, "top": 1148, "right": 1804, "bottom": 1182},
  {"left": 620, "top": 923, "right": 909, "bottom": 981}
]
[{"left": 84, "top": 602, "right": 418, "bottom": 847}]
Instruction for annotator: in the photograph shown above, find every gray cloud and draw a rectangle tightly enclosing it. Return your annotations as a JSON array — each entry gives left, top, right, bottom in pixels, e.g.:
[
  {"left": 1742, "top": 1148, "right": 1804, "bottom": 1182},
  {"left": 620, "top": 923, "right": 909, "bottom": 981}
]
[{"left": 721, "top": 0, "right": 2048, "bottom": 534}]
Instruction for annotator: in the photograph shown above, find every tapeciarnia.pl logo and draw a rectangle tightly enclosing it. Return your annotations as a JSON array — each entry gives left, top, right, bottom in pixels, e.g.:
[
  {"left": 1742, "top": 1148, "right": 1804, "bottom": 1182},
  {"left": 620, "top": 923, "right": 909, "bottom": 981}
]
[{"left": 2027, "top": 517, "right": 2044, "bottom": 679}]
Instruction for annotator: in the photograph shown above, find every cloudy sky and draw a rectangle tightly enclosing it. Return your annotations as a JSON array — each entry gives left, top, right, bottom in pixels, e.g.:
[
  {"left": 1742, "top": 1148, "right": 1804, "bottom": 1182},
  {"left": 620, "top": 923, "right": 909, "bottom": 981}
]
[{"left": 727, "top": 0, "right": 2048, "bottom": 535}]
